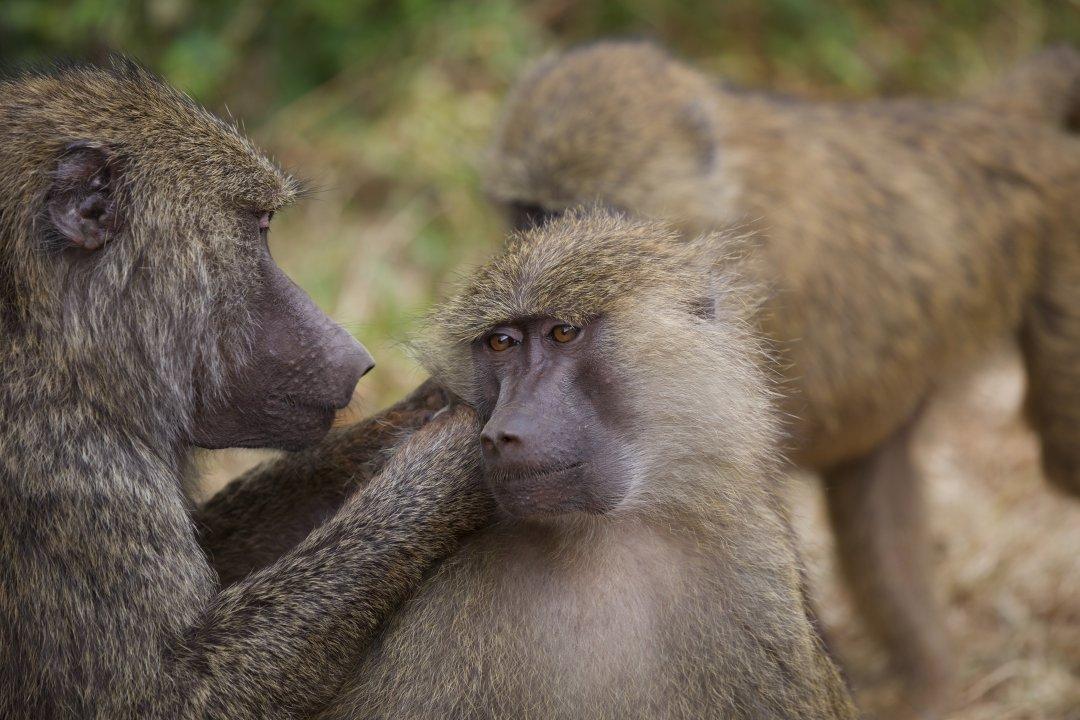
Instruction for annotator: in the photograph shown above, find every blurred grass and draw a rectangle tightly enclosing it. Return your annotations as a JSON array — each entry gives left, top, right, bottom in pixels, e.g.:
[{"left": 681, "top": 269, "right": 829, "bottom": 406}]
[{"left": 3, "top": 0, "right": 1078, "bottom": 409}]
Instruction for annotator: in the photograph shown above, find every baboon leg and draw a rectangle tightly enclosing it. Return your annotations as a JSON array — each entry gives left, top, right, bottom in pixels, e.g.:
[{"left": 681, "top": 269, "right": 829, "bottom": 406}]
[
  {"left": 824, "top": 415, "right": 952, "bottom": 720},
  {"left": 196, "top": 378, "right": 449, "bottom": 584},
  {"left": 1021, "top": 242, "right": 1080, "bottom": 496}
]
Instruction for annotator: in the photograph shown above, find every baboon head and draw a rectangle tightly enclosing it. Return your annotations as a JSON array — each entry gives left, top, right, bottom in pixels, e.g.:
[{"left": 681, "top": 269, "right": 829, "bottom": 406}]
[
  {"left": 419, "top": 208, "right": 775, "bottom": 520},
  {"left": 485, "top": 41, "right": 726, "bottom": 231},
  {"left": 0, "top": 60, "right": 372, "bottom": 452}
]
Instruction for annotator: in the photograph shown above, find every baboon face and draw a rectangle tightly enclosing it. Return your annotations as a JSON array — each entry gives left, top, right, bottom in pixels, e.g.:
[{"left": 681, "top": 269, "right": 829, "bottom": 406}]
[
  {"left": 473, "top": 315, "right": 635, "bottom": 518},
  {"left": 422, "top": 211, "right": 760, "bottom": 517},
  {"left": 187, "top": 209, "right": 375, "bottom": 451},
  {"left": 37, "top": 107, "right": 372, "bottom": 452}
]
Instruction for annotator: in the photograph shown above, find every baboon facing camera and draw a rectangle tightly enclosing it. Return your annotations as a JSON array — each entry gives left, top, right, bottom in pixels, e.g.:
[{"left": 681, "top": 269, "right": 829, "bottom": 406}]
[{"left": 319, "top": 209, "right": 857, "bottom": 720}]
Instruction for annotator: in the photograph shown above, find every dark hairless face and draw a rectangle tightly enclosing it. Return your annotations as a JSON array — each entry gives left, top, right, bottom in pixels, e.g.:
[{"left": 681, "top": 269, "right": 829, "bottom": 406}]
[
  {"left": 506, "top": 201, "right": 562, "bottom": 232},
  {"left": 472, "top": 316, "right": 637, "bottom": 519},
  {"left": 190, "top": 212, "right": 374, "bottom": 451}
]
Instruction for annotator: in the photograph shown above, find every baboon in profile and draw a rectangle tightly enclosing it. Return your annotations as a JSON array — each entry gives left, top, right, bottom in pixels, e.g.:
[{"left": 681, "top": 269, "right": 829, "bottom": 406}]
[
  {"left": 0, "top": 60, "right": 493, "bottom": 719},
  {"left": 318, "top": 209, "right": 857, "bottom": 720},
  {"left": 483, "top": 42, "right": 1080, "bottom": 717}
]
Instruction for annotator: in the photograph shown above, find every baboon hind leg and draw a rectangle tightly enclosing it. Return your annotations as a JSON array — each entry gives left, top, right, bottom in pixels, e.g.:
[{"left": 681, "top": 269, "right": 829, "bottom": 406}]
[
  {"left": 1021, "top": 236, "right": 1080, "bottom": 497},
  {"left": 824, "top": 415, "right": 953, "bottom": 720}
]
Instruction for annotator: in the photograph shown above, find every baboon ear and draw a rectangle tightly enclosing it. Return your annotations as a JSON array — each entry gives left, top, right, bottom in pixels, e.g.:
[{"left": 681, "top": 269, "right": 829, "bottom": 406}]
[{"left": 47, "top": 142, "right": 122, "bottom": 251}]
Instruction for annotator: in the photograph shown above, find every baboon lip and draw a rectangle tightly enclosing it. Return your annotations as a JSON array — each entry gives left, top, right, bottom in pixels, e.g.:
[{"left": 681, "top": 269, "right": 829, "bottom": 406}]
[
  {"left": 491, "top": 460, "right": 585, "bottom": 482},
  {"left": 531, "top": 460, "right": 585, "bottom": 479},
  {"left": 280, "top": 394, "right": 351, "bottom": 413}
]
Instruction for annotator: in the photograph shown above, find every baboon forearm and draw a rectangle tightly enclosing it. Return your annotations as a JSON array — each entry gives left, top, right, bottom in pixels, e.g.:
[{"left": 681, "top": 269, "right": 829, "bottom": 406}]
[
  {"left": 175, "top": 408, "right": 491, "bottom": 719},
  {"left": 196, "top": 378, "right": 449, "bottom": 583}
]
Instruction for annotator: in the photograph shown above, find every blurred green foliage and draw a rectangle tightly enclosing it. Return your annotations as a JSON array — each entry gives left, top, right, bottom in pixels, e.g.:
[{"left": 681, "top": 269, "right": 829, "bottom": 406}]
[
  {"left": 3, "top": 0, "right": 1077, "bottom": 407},
  {"left": 5, "top": 1, "right": 1077, "bottom": 107}
]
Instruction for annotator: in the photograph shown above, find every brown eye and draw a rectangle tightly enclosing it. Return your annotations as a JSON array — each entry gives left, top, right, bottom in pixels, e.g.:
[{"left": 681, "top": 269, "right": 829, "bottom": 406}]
[
  {"left": 551, "top": 324, "right": 579, "bottom": 343},
  {"left": 488, "top": 333, "right": 514, "bottom": 352}
]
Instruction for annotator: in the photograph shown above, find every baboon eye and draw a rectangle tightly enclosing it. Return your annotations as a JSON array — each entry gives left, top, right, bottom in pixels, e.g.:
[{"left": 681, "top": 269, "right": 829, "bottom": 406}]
[
  {"left": 487, "top": 333, "right": 515, "bottom": 352},
  {"left": 551, "top": 324, "right": 579, "bottom": 343}
]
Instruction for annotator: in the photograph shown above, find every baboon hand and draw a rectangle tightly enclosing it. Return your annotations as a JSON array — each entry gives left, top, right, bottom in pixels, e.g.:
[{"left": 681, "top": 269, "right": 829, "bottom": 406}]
[{"left": 365, "top": 403, "right": 492, "bottom": 532}]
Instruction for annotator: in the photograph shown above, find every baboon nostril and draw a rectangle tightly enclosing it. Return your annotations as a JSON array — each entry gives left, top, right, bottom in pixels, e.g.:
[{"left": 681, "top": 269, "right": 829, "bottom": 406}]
[{"left": 481, "top": 430, "right": 522, "bottom": 452}]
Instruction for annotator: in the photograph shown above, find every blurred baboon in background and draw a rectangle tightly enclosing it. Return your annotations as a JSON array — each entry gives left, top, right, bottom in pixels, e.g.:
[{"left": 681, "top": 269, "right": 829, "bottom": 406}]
[
  {"left": 484, "top": 41, "right": 1080, "bottom": 718},
  {"left": 320, "top": 209, "right": 857, "bottom": 720}
]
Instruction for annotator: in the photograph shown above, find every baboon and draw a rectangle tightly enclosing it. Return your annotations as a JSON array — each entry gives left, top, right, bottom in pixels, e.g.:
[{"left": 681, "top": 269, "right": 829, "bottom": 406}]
[
  {"left": 0, "top": 60, "right": 492, "bottom": 719},
  {"left": 318, "top": 209, "right": 858, "bottom": 720},
  {"left": 483, "top": 42, "right": 1080, "bottom": 717}
]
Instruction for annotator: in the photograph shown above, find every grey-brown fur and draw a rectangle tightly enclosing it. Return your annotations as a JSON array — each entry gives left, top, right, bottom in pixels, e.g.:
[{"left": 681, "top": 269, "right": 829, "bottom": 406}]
[
  {"left": 0, "top": 61, "right": 492, "bottom": 719},
  {"left": 484, "top": 41, "right": 1080, "bottom": 717},
  {"left": 319, "top": 209, "right": 857, "bottom": 720},
  {"left": 197, "top": 379, "right": 453, "bottom": 585}
]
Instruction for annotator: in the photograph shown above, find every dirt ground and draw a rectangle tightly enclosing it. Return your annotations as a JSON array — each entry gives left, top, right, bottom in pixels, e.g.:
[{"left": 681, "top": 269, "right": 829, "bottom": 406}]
[
  {"left": 199, "top": 347, "right": 1079, "bottom": 719},
  {"left": 790, "top": 348, "right": 1080, "bottom": 720}
]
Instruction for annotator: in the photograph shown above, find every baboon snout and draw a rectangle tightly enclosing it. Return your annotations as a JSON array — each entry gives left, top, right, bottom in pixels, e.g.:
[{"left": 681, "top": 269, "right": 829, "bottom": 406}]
[
  {"left": 267, "top": 258, "right": 374, "bottom": 410},
  {"left": 480, "top": 415, "right": 537, "bottom": 465},
  {"left": 320, "top": 324, "right": 375, "bottom": 409},
  {"left": 192, "top": 255, "right": 376, "bottom": 451},
  {"left": 479, "top": 369, "right": 592, "bottom": 473},
  {"left": 480, "top": 426, "right": 522, "bottom": 454},
  {"left": 480, "top": 407, "right": 578, "bottom": 471}
]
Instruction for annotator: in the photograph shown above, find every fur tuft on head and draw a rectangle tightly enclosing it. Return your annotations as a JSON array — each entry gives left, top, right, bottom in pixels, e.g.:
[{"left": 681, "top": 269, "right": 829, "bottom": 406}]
[{"left": 436, "top": 207, "right": 712, "bottom": 339}]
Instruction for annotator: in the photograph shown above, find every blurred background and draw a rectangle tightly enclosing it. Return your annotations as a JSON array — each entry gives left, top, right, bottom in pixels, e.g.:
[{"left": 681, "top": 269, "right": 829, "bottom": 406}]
[{"left": 4, "top": 2, "right": 1079, "bottom": 718}]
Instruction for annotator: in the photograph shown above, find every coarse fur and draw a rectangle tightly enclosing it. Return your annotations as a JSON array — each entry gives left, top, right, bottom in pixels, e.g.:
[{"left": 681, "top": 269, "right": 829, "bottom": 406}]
[
  {"left": 319, "top": 209, "right": 857, "bottom": 720},
  {"left": 483, "top": 41, "right": 1080, "bottom": 718},
  {"left": 197, "top": 378, "right": 457, "bottom": 586},
  {"left": 0, "top": 59, "right": 492, "bottom": 719}
]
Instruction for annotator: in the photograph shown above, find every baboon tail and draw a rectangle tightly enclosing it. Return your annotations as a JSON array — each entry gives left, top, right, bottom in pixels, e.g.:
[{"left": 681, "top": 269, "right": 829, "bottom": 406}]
[
  {"left": 1020, "top": 230, "right": 1080, "bottom": 497},
  {"left": 976, "top": 45, "right": 1080, "bottom": 132}
]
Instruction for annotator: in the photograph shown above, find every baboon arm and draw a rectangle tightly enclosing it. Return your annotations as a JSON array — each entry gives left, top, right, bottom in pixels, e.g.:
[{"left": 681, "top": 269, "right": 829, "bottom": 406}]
[
  {"left": 196, "top": 378, "right": 448, "bottom": 584},
  {"left": 174, "top": 406, "right": 490, "bottom": 719}
]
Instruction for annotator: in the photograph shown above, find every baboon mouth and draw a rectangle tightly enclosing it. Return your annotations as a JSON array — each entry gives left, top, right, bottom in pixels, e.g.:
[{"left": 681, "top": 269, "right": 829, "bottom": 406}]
[
  {"left": 532, "top": 461, "right": 585, "bottom": 479},
  {"left": 493, "top": 461, "right": 585, "bottom": 482},
  {"left": 281, "top": 394, "right": 351, "bottom": 413}
]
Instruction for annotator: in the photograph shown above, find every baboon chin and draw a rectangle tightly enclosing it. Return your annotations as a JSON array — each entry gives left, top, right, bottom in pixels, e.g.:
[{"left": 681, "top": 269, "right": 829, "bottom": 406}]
[
  {"left": 484, "top": 40, "right": 1080, "bottom": 717},
  {"left": 319, "top": 209, "right": 856, "bottom": 720}
]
